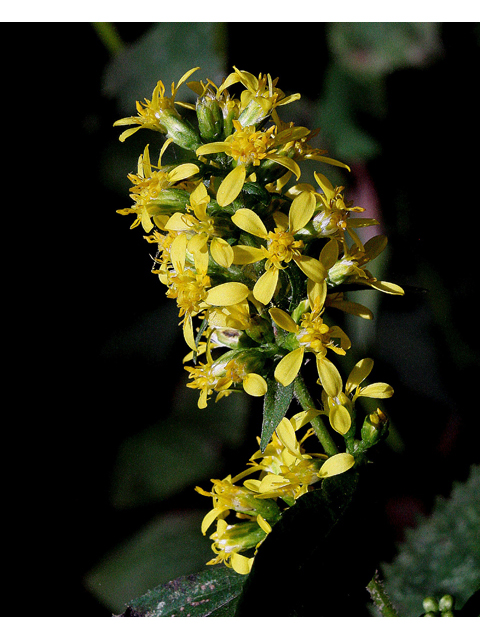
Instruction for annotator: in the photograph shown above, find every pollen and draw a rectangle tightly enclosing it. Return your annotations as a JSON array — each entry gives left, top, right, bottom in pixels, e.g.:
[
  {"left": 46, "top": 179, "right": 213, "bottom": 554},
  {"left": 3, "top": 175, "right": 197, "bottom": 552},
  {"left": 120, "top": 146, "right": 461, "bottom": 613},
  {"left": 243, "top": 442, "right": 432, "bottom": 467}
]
[
  {"left": 228, "top": 124, "right": 275, "bottom": 165},
  {"left": 264, "top": 228, "right": 304, "bottom": 268}
]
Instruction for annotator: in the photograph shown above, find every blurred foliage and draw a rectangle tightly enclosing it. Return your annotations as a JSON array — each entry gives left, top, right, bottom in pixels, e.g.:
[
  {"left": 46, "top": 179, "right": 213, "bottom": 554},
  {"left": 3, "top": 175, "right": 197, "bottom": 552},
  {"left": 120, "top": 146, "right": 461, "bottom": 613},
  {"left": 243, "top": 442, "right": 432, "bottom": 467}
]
[{"left": 381, "top": 464, "right": 480, "bottom": 616}]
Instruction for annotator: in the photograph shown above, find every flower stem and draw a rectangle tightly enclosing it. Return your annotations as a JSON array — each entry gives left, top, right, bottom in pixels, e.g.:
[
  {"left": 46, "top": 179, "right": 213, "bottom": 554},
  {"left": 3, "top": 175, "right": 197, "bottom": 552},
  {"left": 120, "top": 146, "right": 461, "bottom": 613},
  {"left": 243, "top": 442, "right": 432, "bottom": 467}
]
[
  {"left": 366, "top": 570, "right": 398, "bottom": 617},
  {"left": 294, "top": 375, "right": 338, "bottom": 456}
]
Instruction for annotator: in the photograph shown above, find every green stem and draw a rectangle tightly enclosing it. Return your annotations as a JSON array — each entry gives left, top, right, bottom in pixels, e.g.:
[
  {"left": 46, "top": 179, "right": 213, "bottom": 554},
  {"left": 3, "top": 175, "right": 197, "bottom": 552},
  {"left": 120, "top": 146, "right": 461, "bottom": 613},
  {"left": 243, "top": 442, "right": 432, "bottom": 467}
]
[
  {"left": 367, "top": 570, "right": 399, "bottom": 617},
  {"left": 92, "top": 22, "right": 125, "bottom": 56},
  {"left": 294, "top": 375, "right": 338, "bottom": 456}
]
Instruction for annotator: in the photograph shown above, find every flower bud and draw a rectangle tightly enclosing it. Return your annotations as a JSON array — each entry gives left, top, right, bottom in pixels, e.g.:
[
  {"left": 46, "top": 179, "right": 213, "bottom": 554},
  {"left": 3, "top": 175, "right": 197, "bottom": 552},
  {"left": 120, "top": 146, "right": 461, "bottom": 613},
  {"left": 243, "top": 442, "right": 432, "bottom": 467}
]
[
  {"left": 149, "top": 187, "right": 191, "bottom": 215},
  {"left": 360, "top": 408, "right": 389, "bottom": 448},
  {"left": 157, "top": 110, "right": 202, "bottom": 151},
  {"left": 196, "top": 96, "right": 224, "bottom": 142},
  {"left": 438, "top": 594, "right": 455, "bottom": 613},
  {"left": 222, "top": 99, "right": 240, "bottom": 137},
  {"left": 237, "top": 97, "right": 273, "bottom": 127},
  {"left": 422, "top": 596, "right": 439, "bottom": 614}
]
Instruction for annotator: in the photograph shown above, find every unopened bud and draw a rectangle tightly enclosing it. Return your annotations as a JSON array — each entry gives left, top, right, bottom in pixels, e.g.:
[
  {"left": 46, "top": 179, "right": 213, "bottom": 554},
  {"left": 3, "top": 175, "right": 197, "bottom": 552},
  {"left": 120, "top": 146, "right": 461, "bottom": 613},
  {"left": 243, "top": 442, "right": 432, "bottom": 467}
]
[
  {"left": 438, "top": 594, "right": 455, "bottom": 613},
  {"left": 422, "top": 596, "right": 439, "bottom": 614},
  {"left": 150, "top": 187, "right": 191, "bottom": 215},
  {"left": 361, "top": 408, "right": 389, "bottom": 448},
  {"left": 158, "top": 110, "right": 202, "bottom": 151},
  {"left": 197, "top": 96, "right": 224, "bottom": 142}
]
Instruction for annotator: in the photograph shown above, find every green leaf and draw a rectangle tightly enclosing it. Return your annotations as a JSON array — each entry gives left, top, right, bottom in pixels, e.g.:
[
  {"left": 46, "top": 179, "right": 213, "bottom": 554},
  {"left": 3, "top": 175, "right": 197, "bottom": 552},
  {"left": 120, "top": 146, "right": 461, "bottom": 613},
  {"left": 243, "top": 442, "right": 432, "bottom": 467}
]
[
  {"left": 260, "top": 376, "right": 294, "bottom": 452},
  {"left": 121, "top": 566, "right": 248, "bottom": 617},
  {"left": 236, "top": 467, "right": 379, "bottom": 616},
  {"left": 382, "top": 464, "right": 480, "bottom": 616}
]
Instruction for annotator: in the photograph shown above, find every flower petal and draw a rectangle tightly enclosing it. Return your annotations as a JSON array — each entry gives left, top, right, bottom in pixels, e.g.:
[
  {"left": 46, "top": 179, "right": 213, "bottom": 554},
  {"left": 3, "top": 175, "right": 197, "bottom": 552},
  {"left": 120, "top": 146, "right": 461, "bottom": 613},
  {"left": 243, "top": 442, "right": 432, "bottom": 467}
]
[
  {"left": 320, "top": 239, "right": 339, "bottom": 270},
  {"left": 316, "top": 357, "right": 343, "bottom": 397},
  {"left": 210, "top": 237, "right": 234, "bottom": 268},
  {"left": 253, "top": 268, "right": 278, "bottom": 305},
  {"left": 196, "top": 141, "right": 230, "bottom": 156},
  {"left": 294, "top": 255, "right": 327, "bottom": 283},
  {"left": 274, "top": 348, "right": 305, "bottom": 387},
  {"left": 289, "top": 190, "right": 316, "bottom": 234},
  {"left": 183, "top": 315, "right": 197, "bottom": 351},
  {"left": 314, "top": 172, "right": 336, "bottom": 201},
  {"left": 231, "top": 208, "right": 268, "bottom": 238},
  {"left": 243, "top": 373, "right": 268, "bottom": 397},
  {"left": 164, "top": 212, "right": 192, "bottom": 232},
  {"left": 318, "top": 453, "right": 355, "bottom": 478},
  {"left": 230, "top": 553, "right": 253, "bottom": 575},
  {"left": 217, "top": 165, "right": 246, "bottom": 207},
  {"left": 232, "top": 245, "right": 265, "bottom": 264},
  {"left": 269, "top": 307, "right": 299, "bottom": 333},
  {"left": 369, "top": 280, "right": 405, "bottom": 295},
  {"left": 345, "top": 358, "right": 374, "bottom": 394},
  {"left": 204, "top": 282, "right": 250, "bottom": 306},
  {"left": 357, "top": 383, "right": 394, "bottom": 398},
  {"left": 276, "top": 417, "right": 301, "bottom": 456},
  {"left": 167, "top": 163, "right": 200, "bottom": 182},
  {"left": 268, "top": 155, "right": 301, "bottom": 180},
  {"left": 170, "top": 233, "right": 187, "bottom": 272},
  {"left": 329, "top": 405, "right": 352, "bottom": 435}
]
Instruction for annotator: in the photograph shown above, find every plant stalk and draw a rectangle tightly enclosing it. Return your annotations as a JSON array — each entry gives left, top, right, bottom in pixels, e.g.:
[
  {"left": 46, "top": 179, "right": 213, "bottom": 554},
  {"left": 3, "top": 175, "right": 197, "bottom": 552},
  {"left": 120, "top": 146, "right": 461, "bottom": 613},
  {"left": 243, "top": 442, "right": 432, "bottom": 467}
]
[{"left": 294, "top": 375, "right": 338, "bottom": 456}]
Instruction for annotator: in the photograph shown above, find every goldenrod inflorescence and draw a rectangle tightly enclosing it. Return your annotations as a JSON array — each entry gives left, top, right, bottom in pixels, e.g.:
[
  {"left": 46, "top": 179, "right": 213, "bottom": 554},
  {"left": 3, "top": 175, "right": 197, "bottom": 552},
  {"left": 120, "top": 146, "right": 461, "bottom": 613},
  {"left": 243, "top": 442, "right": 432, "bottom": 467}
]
[{"left": 115, "top": 66, "right": 403, "bottom": 573}]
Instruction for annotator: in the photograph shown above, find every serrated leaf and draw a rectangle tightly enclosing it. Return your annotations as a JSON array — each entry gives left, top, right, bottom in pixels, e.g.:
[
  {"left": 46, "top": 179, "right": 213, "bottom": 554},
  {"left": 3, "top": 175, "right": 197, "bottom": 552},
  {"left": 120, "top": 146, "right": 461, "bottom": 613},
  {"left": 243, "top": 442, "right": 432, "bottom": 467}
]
[
  {"left": 260, "top": 377, "right": 294, "bottom": 451},
  {"left": 121, "top": 566, "right": 247, "bottom": 617},
  {"left": 382, "top": 464, "right": 480, "bottom": 616}
]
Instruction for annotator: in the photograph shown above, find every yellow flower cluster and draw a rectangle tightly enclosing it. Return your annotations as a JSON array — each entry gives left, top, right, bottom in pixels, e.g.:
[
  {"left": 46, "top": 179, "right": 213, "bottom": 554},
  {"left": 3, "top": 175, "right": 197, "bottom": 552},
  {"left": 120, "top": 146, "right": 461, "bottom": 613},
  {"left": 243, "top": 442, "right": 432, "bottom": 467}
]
[
  {"left": 195, "top": 409, "right": 355, "bottom": 574},
  {"left": 114, "top": 67, "right": 403, "bottom": 574}
]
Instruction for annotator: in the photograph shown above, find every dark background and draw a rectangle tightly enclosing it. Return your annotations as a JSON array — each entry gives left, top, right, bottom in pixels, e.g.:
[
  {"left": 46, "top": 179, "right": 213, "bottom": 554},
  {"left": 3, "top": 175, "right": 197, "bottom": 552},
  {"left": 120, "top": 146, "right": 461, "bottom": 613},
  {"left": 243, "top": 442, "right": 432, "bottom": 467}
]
[{"left": 9, "top": 22, "right": 480, "bottom": 616}]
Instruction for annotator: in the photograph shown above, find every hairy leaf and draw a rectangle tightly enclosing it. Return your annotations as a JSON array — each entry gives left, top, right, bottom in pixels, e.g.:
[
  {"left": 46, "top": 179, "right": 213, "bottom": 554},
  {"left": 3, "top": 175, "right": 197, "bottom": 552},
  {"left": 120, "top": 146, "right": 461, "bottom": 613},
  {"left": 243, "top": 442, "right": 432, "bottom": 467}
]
[{"left": 261, "top": 377, "right": 294, "bottom": 451}]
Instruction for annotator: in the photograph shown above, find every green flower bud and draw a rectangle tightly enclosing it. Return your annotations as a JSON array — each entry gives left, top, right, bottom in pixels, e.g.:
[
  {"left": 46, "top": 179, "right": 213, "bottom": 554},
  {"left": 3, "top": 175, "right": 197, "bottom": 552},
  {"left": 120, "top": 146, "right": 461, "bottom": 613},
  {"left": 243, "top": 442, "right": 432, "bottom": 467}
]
[
  {"left": 438, "top": 594, "right": 455, "bottom": 612},
  {"left": 150, "top": 187, "right": 191, "bottom": 214},
  {"left": 197, "top": 96, "right": 224, "bottom": 142},
  {"left": 360, "top": 409, "right": 389, "bottom": 448},
  {"left": 213, "top": 519, "right": 267, "bottom": 554},
  {"left": 157, "top": 110, "right": 202, "bottom": 151},
  {"left": 222, "top": 100, "right": 240, "bottom": 138},
  {"left": 423, "top": 596, "right": 439, "bottom": 614}
]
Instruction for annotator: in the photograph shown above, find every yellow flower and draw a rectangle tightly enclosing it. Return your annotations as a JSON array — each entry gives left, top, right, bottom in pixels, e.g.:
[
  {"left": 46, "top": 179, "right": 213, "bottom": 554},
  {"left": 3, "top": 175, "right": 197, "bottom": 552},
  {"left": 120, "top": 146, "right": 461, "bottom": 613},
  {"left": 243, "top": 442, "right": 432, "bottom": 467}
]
[
  {"left": 164, "top": 181, "right": 234, "bottom": 272},
  {"left": 185, "top": 340, "right": 267, "bottom": 408},
  {"left": 196, "top": 474, "right": 281, "bottom": 535},
  {"left": 271, "top": 111, "right": 351, "bottom": 172},
  {"left": 246, "top": 410, "right": 355, "bottom": 503},
  {"left": 196, "top": 120, "right": 307, "bottom": 206},
  {"left": 164, "top": 264, "right": 212, "bottom": 351},
  {"left": 230, "top": 191, "right": 326, "bottom": 304},
  {"left": 327, "top": 234, "right": 405, "bottom": 295},
  {"left": 116, "top": 144, "right": 200, "bottom": 233},
  {"left": 216, "top": 66, "right": 301, "bottom": 127},
  {"left": 313, "top": 172, "right": 379, "bottom": 248},
  {"left": 323, "top": 358, "right": 394, "bottom": 435},
  {"left": 205, "top": 518, "right": 264, "bottom": 575},
  {"left": 269, "top": 297, "right": 350, "bottom": 392},
  {"left": 113, "top": 67, "right": 201, "bottom": 149}
]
